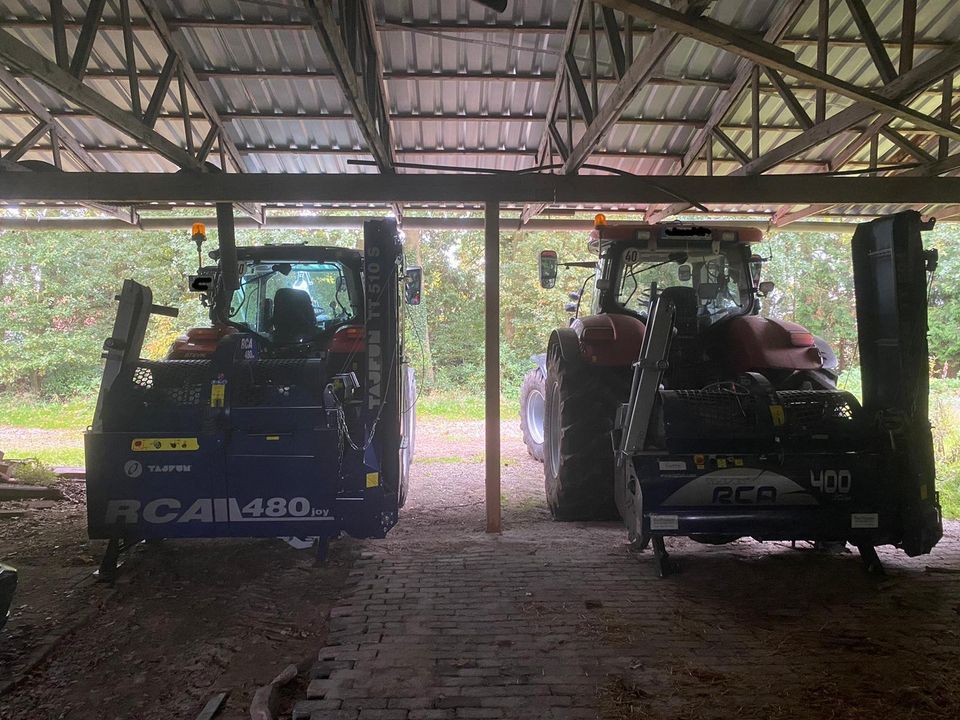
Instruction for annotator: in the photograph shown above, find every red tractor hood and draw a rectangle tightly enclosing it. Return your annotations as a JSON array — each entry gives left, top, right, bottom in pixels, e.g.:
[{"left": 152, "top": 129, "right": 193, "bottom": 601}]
[
  {"left": 571, "top": 313, "right": 647, "bottom": 366},
  {"left": 723, "top": 315, "right": 823, "bottom": 373}
]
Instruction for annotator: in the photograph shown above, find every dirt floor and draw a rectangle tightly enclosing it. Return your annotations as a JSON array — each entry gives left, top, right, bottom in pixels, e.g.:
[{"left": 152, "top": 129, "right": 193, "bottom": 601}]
[{"left": 1, "top": 418, "right": 959, "bottom": 720}]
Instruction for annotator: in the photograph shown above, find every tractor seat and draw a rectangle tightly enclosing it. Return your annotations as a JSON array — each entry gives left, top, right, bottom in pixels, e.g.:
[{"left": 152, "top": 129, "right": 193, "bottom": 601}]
[
  {"left": 271, "top": 288, "right": 317, "bottom": 343},
  {"left": 659, "top": 286, "right": 698, "bottom": 336}
]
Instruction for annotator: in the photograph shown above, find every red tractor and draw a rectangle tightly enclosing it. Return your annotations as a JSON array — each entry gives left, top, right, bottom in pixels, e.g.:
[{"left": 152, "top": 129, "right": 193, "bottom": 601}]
[{"left": 526, "top": 213, "right": 941, "bottom": 575}]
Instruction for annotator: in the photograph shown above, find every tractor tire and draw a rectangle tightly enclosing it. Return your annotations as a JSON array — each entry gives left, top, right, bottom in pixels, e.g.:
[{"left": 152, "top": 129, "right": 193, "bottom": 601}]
[
  {"left": 519, "top": 368, "right": 546, "bottom": 462},
  {"left": 543, "top": 346, "right": 630, "bottom": 521}
]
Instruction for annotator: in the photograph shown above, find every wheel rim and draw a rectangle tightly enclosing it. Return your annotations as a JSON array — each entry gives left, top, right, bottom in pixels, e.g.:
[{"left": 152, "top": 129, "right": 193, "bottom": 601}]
[
  {"left": 525, "top": 388, "right": 545, "bottom": 446},
  {"left": 546, "top": 383, "right": 561, "bottom": 478}
]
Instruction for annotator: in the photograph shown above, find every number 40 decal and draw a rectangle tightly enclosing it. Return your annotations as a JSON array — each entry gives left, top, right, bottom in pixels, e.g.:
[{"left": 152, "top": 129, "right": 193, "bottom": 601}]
[{"left": 810, "top": 469, "right": 852, "bottom": 494}]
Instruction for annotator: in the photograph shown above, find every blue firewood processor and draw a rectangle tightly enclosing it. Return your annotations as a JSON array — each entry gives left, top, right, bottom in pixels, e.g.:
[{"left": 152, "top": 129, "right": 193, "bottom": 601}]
[{"left": 85, "top": 209, "right": 420, "bottom": 579}]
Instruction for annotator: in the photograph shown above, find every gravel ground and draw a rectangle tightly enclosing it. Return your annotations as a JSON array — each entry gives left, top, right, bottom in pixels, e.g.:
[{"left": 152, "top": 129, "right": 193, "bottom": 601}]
[{"left": 0, "top": 426, "right": 83, "bottom": 453}]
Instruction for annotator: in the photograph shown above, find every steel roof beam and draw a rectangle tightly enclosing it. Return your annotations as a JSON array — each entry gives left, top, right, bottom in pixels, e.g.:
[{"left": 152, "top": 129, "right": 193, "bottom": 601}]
[
  {"left": 560, "top": 2, "right": 694, "bottom": 176},
  {"left": 301, "top": 0, "right": 399, "bottom": 219},
  {"left": 598, "top": 0, "right": 960, "bottom": 140},
  {"left": 3, "top": 121, "right": 49, "bottom": 162},
  {"left": 880, "top": 126, "right": 936, "bottom": 163},
  {"left": 4, "top": 65, "right": 960, "bottom": 97},
  {"left": 763, "top": 65, "right": 813, "bottom": 130},
  {"left": 70, "top": 0, "right": 107, "bottom": 80},
  {"left": 844, "top": 0, "right": 896, "bottom": 84},
  {"left": 0, "top": 106, "right": 945, "bottom": 136},
  {"left": 119, "top": 0, "right": 142, "bottom": 117},
  {"left": 0, "top": 28, "right": 204, "bottom": 169},
  {"left": 0, "top": 16, "right": 954, "bottom": 51},
  {"left": 711, "top": 128, "right": 751, "bottom": 166},
  {"left": 137, "top": 0, "right": 262, "bottom": 223},
  {"left": 49, "top": 0, "right": 68, "bottom": 69},
  {"left": 302, "top": 0, "right": 394, "bottom": 174},
  {"left": 771, "top": 114, "right": 892, "bottom": 225},
  {"left": 647, "top": 35, "right": 960, "bottom": 222},
  {"left": 5, "top": 172, "right": 960, "bottom": 205},
  {"left": 522, "top": 0, "right": 589, "bottom": 223},
  {"left": 644, "top": 0, "right": 807, "bottom": 222},
  {"left": 141, "top": 52, "right": 177, "bottom": 129},
  {"left": 0, "top": 64, "right": 137, "bottom": 223}
]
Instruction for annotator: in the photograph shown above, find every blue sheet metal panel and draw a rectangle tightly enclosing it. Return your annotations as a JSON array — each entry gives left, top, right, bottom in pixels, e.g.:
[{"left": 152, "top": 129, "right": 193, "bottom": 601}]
[
  {"left": 84, "top": 431, "right": 228, "bottom": 539},
  {"left": 633, "top": 450, "right": 896, "bottom": 544}
]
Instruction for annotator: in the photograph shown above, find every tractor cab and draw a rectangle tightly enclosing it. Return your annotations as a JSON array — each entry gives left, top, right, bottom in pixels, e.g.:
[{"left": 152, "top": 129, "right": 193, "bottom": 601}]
[
  {"left": 541, "top": 218, "right": 765, "bottom": 327},
  {"left": 174, "top": 242, "right": 372, "bottom": 361}
]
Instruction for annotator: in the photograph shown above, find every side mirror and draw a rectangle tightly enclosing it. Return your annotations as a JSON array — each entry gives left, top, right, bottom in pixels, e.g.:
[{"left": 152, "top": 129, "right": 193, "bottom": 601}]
[
  {"left": 539, "top": 250, "right": 558, "bottom": 289},
  {"left": 677, "top": 264, "right": 692, "bottom": 282},
  {"left": 404, "top": 267, "right": 423, "bottom": 305},
  {"left": 758, "top": 280, "right": 775, "bottom": 296}
]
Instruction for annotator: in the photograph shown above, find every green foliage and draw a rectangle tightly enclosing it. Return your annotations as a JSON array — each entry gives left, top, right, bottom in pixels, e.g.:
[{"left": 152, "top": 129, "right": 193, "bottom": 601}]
[
  {"left": 415, "top": 390, "right": 517, "bottom": 420},
  {"left": 931, "top": 396, "right": 960, "bottom": 518},
  {"left": 9, "top": 459, "right": 58, "bottom": 486},
  {"left": 926, "top": 224, "right": 960, "bottom": 377},
  {"left": 0, "top": 395, "right": 94, "bottom": 429},
  {"left": 1, "top": 445, "right": 85, "bottom": 467},
  {"left": 762, "top": 230, "right": 859, "bottom": 370},
  {"left": 0, "top": 227, "right": 201, "bottom": 395}
]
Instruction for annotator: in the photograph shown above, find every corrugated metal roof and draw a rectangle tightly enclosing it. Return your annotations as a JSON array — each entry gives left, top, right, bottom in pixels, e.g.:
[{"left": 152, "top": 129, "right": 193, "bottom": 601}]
[{"left": 0, "top": 0, "right": 956, "bottom": 220}]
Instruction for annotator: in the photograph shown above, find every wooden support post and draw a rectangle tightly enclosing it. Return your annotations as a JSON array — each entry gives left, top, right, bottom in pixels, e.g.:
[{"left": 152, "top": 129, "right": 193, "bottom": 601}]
[{"left": 484, "top": 201, "right": 502, "bottom": 534}]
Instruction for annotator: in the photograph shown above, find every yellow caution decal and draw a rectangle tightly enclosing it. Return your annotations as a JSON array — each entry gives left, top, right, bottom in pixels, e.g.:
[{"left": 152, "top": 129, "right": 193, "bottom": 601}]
[
  {"left": 131, "top": 438, "right": 199, "bottom": 452},
  {"left": 769, "top": 404, "right": 785, "bottom": 426},
  {"left": 210, "top": 381, "right": 226, "bottom": 407},
  {"left": 366, "top": 472, "right": 380, "bottom": 488}
]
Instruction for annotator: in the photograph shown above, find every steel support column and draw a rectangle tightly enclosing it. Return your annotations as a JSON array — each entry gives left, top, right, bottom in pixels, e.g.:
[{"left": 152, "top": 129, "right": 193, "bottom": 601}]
[{"left": 485, "top": 201, "right": 501, "bottom": 534}]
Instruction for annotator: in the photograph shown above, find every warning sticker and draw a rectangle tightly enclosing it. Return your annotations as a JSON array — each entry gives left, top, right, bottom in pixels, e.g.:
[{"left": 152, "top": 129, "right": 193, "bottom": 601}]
[
  {"left": 366, "top": 472, "right": 380, "bottom": 488},
  {"left": 131, "top": 437, "right": 199, "bottom": 452},
  {"left": 658, "top": 460, "right": 687, "bottom": 472},
  {"left": 210, "top": 381, "right": 226, "bottom": 408},
  {"left": 769, "top": 404, "right": 785, "bottom": 426}
]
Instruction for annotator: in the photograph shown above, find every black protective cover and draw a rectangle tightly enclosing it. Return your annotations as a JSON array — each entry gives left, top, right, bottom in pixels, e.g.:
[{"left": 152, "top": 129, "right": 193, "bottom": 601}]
[{"left": 852, "top": 210, "right": 941, "bottom": 555}]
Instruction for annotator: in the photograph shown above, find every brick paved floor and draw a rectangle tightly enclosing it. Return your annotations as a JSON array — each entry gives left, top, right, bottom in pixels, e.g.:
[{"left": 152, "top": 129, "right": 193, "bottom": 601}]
[{"left": 293, "top": 423, "right": 960, "bottom": 720}]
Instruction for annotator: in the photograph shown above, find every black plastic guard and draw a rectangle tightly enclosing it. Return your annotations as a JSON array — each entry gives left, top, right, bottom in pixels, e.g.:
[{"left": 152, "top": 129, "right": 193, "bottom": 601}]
[
  {"left": 363, "top": 219, "right": 404, "bottom": 505},
  {"left": 852, "top": 210, "right": 941, "bottom": 555}
]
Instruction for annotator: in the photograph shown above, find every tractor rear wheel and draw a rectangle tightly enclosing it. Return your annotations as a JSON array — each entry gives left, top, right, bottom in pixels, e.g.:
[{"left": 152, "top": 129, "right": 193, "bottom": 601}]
[
  {"left": 543, "top": 346, "right": 629, "bottom": 521},
  {"left": 519, "top": 368, "right": 546, "bottom": 462}
]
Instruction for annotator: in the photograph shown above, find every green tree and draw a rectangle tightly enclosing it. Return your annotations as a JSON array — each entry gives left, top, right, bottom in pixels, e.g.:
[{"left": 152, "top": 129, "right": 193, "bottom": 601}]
[{"left": 761, "top": 231, "right": 860, "bottom": 370}]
